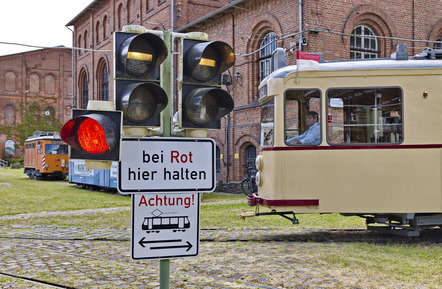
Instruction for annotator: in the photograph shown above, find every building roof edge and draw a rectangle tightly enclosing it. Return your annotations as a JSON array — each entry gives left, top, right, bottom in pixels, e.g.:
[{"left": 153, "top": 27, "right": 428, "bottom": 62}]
[
  {"left": 66, "top": 0, "right": 102, "bottom": 27},
  {"left": 176, "top": 0, "right": 245, "bottom": 32}
]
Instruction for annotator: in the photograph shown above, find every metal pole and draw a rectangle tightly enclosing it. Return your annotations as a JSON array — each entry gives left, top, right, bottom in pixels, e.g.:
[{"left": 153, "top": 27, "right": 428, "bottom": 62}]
[
  {"left": 160, "top": 259, "right": 170, "bottom": 288},
  {"left": 159, "top": 30, "right": 173, "bottom": 289},
  {"left": 298, "top": 0, "right": 303, "bottom": 51},
  {"left": 161, "top": 31, "right": 172, "bottom": 137}
]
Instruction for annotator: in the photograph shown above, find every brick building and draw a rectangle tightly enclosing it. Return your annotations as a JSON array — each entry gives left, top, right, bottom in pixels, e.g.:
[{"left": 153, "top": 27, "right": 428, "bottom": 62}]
[
  {"left": 66, "top": 0, "right": 442, "bottom": 186},
  {"left": 0, "top": 48, "right": 73, "bottom": 160}
]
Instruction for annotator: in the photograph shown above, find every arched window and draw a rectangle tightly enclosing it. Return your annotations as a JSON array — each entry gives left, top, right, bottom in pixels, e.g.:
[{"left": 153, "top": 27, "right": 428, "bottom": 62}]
[
  {"left": 97, "top": 59, "right": 109, "bottom": 101},
  {"left": 5, "top": 105, "right": 15, "bottom": 125},
  {"left": 127, "top": 0, "right": 131, "bottom": 24},
  {"left": 29, "top": 73, "right": 40, "bottom": 93},
  {"left": 245, "top": 144, "right": 256, "bottom": 170},
  {"left": 79, "top": 70, "right": 89, "bottom": 109},
  {"left": 66, "top": 76, "right": 73, "bottom": 95},
  {"left": 259, "top": 32, "right": 277, "bottom": 82},
  {"left": 435, "top": 36, "right": 442, "bottom": 50},
  {"left": 84, "top": 30, "right": 88, "bottom": 50},
  {"left": 78, "top": 35, "right": 82, "bottom": 55},
  {"left": 5, "top": 71, "right": 16, "bottom": 92},
  {"left": 103, "top": 16, "right": 108, "bottom": 39},
  {"left": 350, "top": 25, "right": 378, "bottom": 59},
  {"left": 118, "top": 4, "right": 123, "bottom": 29},
  {"left": 96, "top": 21, "right": 101, "bottom": 43},
  {"left": 44, "top": 74, "right": 55, "bottom": 94},
  {"left": 5, "top": 140, "right": 15, "bottom": 155}
]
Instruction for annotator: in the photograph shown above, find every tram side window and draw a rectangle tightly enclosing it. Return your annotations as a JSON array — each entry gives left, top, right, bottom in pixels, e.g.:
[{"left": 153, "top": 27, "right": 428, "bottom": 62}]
[
  {"left": 260, "top": 99, "right": 274, "bottom": 147},
  {"left": 327, "top": 87, "right": 402, "bottom": 144},
  {"left": 285, "top": 89, "right": 321, "bottom": 145}
]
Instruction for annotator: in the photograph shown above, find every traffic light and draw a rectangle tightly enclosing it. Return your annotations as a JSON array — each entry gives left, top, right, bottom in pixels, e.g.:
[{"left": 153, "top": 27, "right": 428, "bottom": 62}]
[
  {"left": 60, "top": 109, "right": 122, "bottom": 162},
  {"left": 179, "top": 38, "right": 235, "bottom": 130},
  {"left": 114, "top": 29, "right": 169, "bottom": 130}
]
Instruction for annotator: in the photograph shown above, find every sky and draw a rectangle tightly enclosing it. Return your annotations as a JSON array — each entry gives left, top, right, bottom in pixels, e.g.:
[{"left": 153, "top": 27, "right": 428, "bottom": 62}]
[{"left": 0, "top": 0, "right": 94, "bottom": 56}]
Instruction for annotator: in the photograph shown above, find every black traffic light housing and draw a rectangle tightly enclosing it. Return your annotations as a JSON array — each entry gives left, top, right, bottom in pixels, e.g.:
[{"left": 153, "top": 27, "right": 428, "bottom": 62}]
[
  {"left": 180, "top": 38, "right": 235, "bottom": 129},
  {"left": 114, "top": 31, "right": 168, "bottom": 128},
  {"left": 60, "top": 109, "right": 122, "bottom": 161}
]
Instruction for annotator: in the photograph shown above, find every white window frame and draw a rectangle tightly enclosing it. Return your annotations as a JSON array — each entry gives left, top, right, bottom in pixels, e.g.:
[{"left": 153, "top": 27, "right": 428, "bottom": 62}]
[
  {"left": 350, "top": 25, "right": 379, "bottom": 59},
  {"left": 259, "top": 32, "right": 278, "bottom": 82}
]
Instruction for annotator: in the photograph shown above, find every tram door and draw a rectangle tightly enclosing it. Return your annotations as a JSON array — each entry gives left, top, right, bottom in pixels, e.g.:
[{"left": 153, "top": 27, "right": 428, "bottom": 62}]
[{"left": 179, "top": 217, "right": 184, "bottom": 228}]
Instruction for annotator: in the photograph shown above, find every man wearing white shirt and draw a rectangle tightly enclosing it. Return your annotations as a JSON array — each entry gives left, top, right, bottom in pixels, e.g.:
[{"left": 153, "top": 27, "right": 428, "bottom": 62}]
[{"left": 286, "top": 111, "right": 321, "bottom": 145}]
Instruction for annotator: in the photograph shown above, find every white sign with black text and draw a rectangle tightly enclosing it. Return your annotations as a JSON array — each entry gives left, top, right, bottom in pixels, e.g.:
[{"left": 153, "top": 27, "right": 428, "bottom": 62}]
[
  {"left": 131, "top": 193, "right": 200, "bottom": 260},
  {"left": 118, "top": 138, "right": 215, "bottom": 194}
]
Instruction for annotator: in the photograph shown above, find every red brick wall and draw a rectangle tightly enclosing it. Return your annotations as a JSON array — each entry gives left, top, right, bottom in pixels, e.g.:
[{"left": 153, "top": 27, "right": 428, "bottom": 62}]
[{"left": 0, "top": 49, "right": 72, "bottom": 159}]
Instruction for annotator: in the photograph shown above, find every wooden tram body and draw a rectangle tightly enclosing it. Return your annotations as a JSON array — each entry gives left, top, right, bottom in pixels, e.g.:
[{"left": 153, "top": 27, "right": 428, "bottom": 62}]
[
  {"left": 24, "top": 131, "right": 69, "bottom": 180},
  {"left": 248, "top": 48, "right": 442, "bottom": 235}
]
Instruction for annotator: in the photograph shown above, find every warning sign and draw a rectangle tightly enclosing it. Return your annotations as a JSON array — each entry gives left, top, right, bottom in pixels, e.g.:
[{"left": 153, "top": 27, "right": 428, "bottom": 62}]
[{"left": 131, "top": 193, "right": 200, "bottom": 260}]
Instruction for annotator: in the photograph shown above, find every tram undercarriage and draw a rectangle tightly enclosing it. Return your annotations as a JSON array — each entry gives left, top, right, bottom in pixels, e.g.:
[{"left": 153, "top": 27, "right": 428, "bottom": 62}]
[
  {"left": 358, "top": 213, "right": 442, "bottom": 237},
  {"left": 242, "top": 195, "right": 442, "bottom": 236}
]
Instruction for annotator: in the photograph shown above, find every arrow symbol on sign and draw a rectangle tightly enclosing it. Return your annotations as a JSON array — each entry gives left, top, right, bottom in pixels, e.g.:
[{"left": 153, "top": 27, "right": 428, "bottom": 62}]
[
  {"left": 150, "top": 241, "right": 193, "bottom": 252},
  {"left": 138, "top": 237, "right": 182, "bottom": 248}
]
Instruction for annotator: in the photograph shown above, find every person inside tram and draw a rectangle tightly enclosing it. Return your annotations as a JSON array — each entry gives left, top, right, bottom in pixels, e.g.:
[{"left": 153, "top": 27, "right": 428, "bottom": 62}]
[{"left": 286, "top": 111, "right": 320, "bottom": 145}]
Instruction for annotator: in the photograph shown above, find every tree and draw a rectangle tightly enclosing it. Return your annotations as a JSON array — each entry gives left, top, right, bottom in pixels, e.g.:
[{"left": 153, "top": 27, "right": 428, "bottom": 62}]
[{"left": 0, "top": 101, "right": 63, "bottom": 152}]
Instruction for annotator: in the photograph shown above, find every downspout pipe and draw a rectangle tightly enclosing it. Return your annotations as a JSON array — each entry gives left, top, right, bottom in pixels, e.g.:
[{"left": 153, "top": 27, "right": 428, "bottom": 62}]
[
  {"left": 66, "top": 25, "right": 75, "bottom": 109},
  {"left": 298, "top": 0, "right": 302, "bottom": 51}
]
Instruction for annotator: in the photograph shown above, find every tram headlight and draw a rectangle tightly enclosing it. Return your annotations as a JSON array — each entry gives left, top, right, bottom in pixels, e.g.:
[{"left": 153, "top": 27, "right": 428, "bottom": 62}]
[
  {"left": 255, "top": 155, "right": 263, "bottom": 171},
  {"left": 255, "top": 171, "right": 262, "bottom": 187}
]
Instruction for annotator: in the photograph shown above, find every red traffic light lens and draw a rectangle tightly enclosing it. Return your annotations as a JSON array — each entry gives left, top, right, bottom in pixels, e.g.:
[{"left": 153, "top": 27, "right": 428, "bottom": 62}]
[{"left": 77, "top": 118, "right": 109, "bottom": 154}]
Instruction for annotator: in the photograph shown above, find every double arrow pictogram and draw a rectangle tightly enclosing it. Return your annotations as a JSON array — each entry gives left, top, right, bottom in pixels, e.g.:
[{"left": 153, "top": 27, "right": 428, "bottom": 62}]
[{"left": 138, "top": 237, "right": 193, "bottom": 251}]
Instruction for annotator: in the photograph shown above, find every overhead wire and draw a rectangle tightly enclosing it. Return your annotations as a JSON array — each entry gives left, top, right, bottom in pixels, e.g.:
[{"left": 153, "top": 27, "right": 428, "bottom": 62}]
[{"left": 1, "top": 28, "right": 440, "bottom": 57}]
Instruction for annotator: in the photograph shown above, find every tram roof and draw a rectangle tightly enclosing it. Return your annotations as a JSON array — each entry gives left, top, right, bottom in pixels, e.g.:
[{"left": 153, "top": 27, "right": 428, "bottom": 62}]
[
  {"left": 266, "top": 58, "right": 442, "bottom": 81},
  {"left": 25, "top": 131, "right": 62, "bottom": 142}
]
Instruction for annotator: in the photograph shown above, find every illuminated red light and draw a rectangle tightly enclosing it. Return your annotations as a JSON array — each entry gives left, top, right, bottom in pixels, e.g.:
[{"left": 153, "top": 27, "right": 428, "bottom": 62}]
[{"left": 77, "top": 118, "right": 109, "bottom": 154}]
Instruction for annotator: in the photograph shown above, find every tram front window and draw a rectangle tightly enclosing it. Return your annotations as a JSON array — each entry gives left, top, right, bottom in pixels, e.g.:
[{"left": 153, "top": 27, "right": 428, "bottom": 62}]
[
  {"left": 45, "top": 144, "right": 68, "bottom": 155},
  {"left": 327, "top": 87, "right": 402, "bottom": 144},
  {"left": 260, "top": 99, "right": 274, "bottom": 147},
  {"left": 285, "top": 89, "right": 321, "bottom": 145}
]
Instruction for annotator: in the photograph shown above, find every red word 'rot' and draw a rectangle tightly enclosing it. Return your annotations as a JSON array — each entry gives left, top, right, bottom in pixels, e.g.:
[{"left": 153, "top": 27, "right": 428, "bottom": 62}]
[{"left": 171, "top": 151, "right": 193, "bottom": 163}]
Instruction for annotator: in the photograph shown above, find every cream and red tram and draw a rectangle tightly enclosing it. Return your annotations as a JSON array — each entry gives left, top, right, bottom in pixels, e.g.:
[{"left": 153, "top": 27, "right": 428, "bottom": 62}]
[{"left": 248, "top": 47, "right": 442, "bottom": 236}]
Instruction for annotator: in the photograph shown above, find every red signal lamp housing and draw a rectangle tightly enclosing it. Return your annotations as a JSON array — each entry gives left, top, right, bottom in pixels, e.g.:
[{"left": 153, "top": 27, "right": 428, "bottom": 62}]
[{"left": 61, "top": 110, "right": 122, "bottom": 161}]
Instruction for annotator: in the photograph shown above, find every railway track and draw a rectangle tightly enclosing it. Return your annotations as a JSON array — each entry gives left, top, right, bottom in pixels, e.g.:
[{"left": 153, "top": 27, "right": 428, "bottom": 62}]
[
  {"left": 0, "top": 271, "right": 75, "bottom": 289},
  {"left": 1, "top": 227, "right": 440, "bottom": 288},
  {"left": 1, "top": 227, "right": 440, "bottom": 244}
]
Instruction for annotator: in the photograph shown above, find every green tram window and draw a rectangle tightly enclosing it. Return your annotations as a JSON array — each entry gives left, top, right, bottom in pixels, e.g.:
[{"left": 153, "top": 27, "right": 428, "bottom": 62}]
[
  {"left": 285, "top": 89, "right": 321, "bottom": 145},
  {"left": 260, "top": 99, "right": 274, "bottom": 147},
  {"left": 327, "top": 87, "right": 402, "bottom": 144}
]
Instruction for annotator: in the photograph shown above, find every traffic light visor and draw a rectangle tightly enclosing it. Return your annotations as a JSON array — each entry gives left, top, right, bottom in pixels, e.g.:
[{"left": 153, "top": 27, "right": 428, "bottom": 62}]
[
  {"left": 185, "top": 41, "right": 235, "bottom": 82},
  {"left": 184, "top": 87, "right": 234, "bottom": 126},
  {"left": 119, "top": 82, "right": 168, "bottom": 125},
  {"left": 119, "top": 33, "right": 167, "bottom": 77}
]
